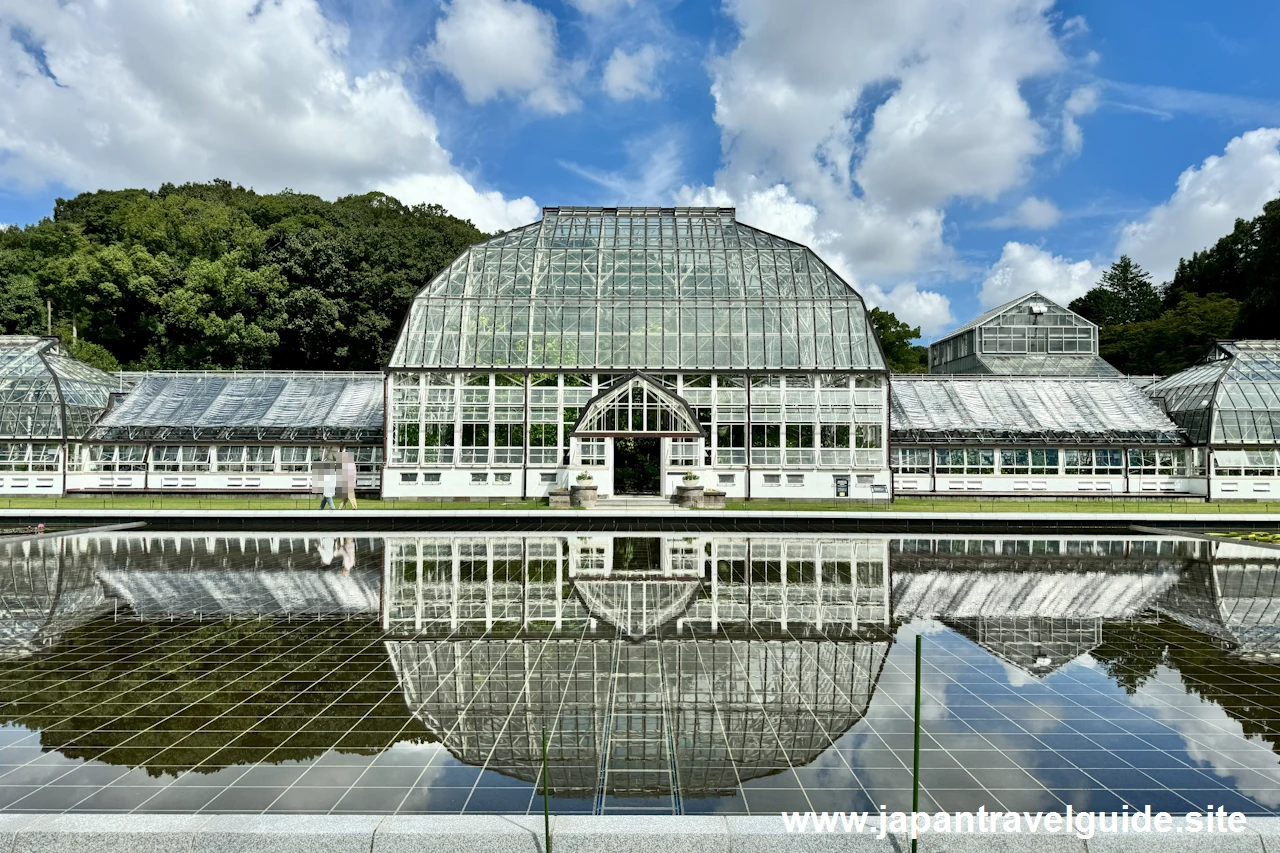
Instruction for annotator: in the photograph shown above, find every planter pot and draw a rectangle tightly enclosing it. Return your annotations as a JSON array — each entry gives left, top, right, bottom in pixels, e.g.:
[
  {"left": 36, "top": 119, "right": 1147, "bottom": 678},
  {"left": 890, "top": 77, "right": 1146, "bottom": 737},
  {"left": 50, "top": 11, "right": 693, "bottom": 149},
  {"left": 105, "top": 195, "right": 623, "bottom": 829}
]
[
  {"left": 549, "top": 491, "right": 571, "bottom": 508},
  {"left": 675, "top": 484, "right": 704, "bottom": 508},
  {"left": 570, "top": 484, "right": 598, "bottom": 508},
  {"left": 700, "top": 490, "right": 725, "bottom": 510}
]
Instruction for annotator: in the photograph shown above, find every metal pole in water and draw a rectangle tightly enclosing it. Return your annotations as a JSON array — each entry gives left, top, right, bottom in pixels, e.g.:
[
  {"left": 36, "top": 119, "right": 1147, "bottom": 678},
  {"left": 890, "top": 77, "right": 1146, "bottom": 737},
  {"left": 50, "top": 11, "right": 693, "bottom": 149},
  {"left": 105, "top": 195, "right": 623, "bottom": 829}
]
[
  {"left": 912, "top": 634, "right": 922, "bottom": 853},
  {"left": 542, "top": 727, "right": 552, "bottom": 853}
]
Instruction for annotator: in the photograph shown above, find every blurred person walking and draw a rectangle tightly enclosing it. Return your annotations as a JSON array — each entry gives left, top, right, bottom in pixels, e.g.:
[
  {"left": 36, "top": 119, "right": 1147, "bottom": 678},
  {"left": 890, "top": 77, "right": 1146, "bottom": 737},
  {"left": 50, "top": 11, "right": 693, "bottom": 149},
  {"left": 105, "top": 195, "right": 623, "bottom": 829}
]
[{"left": 338, "top": 451, "right": 359, "bottom": 510}]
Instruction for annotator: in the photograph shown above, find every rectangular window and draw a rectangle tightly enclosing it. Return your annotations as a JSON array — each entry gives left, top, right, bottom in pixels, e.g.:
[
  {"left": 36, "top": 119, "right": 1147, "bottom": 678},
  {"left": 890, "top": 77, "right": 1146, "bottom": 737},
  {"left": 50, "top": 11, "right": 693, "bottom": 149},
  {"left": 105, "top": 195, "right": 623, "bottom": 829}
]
[
  {"left": 786, "top": 474, "right": 804, "bottom": 486},
  {"left": 540, "top": 472, "right": 557, "bottom": 483},
  {"left": 750, "top": 424, "right": 781, "bottom": 465},
  {"left": 891, "top": 448, "right": 931, "bottom": 474},
  {"left": 936, "top": 449, "right": 995, "bottom": 475},
  {"left": 424, "top": 472, "right": 441, "bottom": 483},
  {"left": 854, "top": 425, "right": 882, "bottom": 449},
  {"left": 493, "top": 424, "right": 524, "bottom": 465},
  {"left": 528, "top": 422, "right": 560, "bottom": 466},
  {"left": 494, "top": 472, "right": 512, "bottom": 483},
  {"left": 999, "top": 449, "right": 1059, "bottom": 475},
  {"left": 718, "top": 473, "right": 735, "bottom": 485},
  {"left": 668, "top": 439, "right": 699, "bottom": 467},
  {"left": 715, "top": 424, "right": 746, "bottom": 465},
  {"left": 399, "top": 472, "right": 418, "bottom": 483},
  {"left": 579, "top": 438, "right": 606, "bottom": 466},
  {"left": 280, "top": 446, "right": 312, "bottom": 472},
  {"left": 763, "top": 474, "right": 780, "bottom": 486},
  {"left": 461, "top": 424, "right": 489, "bottom": 464},
  {"left": 470, "top": 472, "right": 488, "bottom": 484},
  {"left": 784, "top": 424, "right": 814, "bottom": 466},
  {"left": 1064, "top": 449, "right": 1122, "bottom": 475}
]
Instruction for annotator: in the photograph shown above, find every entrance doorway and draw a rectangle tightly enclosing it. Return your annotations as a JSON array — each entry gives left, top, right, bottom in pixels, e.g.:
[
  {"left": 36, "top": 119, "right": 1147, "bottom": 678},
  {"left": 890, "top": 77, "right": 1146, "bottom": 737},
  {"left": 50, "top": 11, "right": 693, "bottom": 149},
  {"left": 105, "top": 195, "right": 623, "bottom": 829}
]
[{"left": 613, "top": 437, "right": 660, "bottom": 495}]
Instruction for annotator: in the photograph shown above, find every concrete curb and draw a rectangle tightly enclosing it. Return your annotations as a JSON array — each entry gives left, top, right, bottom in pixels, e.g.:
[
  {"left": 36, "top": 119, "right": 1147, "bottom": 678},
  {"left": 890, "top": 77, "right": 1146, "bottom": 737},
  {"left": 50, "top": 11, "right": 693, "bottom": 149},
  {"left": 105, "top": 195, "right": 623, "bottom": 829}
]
[{"left": 0, "top": 815, "right": 1274, "bottom": 852}]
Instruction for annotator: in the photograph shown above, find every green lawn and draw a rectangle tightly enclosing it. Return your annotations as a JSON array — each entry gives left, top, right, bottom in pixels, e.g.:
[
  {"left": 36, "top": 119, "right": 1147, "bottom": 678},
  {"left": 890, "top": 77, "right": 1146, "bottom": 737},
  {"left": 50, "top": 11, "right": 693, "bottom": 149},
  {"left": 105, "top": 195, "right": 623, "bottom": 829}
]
[
  {"left": 0, "top": 495, "right": 546, "bottom": 511},
  {"left": 1, "top": 494, "right": 1279, "bottom": 514},
  {"left": 725, "top": 498, "right": 1280, "bottom": 514}
]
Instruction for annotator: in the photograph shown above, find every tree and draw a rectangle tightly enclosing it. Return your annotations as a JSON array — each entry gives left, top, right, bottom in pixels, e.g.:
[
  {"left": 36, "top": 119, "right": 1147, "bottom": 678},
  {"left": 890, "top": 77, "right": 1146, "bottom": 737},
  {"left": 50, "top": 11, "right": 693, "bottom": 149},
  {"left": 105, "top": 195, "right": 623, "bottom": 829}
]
[
  {"left": 0, "top": 181, "right": 486, "bottom": 371},
  {"left": 1099, "top": 293, "right": 1239, "bottom": 375},
  {"left": 1069, "top": 256, "right": 1161, "bottom": 326},
  {"left": 868, "top": 307, "right": 928, "bottom": 373}
]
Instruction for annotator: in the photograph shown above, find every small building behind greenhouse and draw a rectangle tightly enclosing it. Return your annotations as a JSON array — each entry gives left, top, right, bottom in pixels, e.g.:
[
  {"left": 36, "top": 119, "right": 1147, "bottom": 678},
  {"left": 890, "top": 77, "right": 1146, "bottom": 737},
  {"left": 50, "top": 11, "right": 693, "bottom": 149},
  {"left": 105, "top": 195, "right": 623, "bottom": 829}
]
[{"left": 928, "top": 291, "right": 1119, "bottom": 376}]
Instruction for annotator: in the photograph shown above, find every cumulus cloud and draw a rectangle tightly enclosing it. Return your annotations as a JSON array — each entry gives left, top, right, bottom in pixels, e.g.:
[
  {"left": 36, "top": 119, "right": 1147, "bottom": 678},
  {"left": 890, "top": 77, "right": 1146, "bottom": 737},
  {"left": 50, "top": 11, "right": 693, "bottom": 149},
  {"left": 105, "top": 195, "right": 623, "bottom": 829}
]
[
  {"left": 680, "top": 0, "right": 1073, "bottom": 331},
  {"left": 0, "top": 0, "right": 535, "bottom": 232},
  {"left": 602, "top": 45, "right": 663, "bottom": 101},
  {"left": 1117, "top": 127, "right": 1280, "bottom": 283},
  {"left": 426, "top": 0, "right": 579, "bottom": 114},
  {"left": 565, "top": 0, "right": 637, "bottom": 16},
  {"left": 986, "top": 196, "right": 1062, "bottom": 229},
  {"left": 679, "top": 182, "right": 954, "bottom": 334},
  {"left": 1062, "top": 85, "right": 1099, "bottom": 155},
  {"left": 980, "top": 241, "right": 1097, "bottom": 307}
]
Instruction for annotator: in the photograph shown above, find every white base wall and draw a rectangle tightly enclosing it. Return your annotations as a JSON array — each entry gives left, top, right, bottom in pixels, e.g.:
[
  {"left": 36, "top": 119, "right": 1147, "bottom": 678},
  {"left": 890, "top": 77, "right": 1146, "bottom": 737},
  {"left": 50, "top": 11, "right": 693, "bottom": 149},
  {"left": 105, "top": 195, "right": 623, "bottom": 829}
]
[
  {"left": 0, "top": 474, "right": 62, "bottom": 495},
  {"left": 894, "top": 474, "right": 1206, "bottom": 497},
  {"left": 1212, "top": 476, "right": 1280, "bottom": 499}
]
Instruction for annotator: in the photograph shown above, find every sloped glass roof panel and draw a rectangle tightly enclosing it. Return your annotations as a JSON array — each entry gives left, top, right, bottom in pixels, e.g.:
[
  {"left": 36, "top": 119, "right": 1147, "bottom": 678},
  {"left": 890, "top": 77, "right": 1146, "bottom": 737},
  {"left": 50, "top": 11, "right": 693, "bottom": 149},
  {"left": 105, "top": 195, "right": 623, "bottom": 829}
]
[
  {"left": 973, "top": 354, "right": 1120, "bottom": 376},
  {"left": 89, "top": 372, "right": 385, "bottom": 442},
  {"left": 891, "top": 376, "right": 1183, "bottom": 444},
  {"left": 1147, "top": 341, "right": 1280, "bottom": 446},
  {"left": 0, "top": 336, "right": 116, "bottom": 440},
  {"left": 391, "top": 207, "right": 886, "bottom": 372}
]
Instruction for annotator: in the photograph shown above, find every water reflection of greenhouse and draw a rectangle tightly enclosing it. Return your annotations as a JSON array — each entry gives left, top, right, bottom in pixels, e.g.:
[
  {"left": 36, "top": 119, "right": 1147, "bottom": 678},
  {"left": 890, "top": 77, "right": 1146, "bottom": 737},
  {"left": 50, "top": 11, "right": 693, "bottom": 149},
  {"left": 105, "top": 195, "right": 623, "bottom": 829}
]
[{"left": 2, "top": 530, "right": 1280, "bottom": 801}]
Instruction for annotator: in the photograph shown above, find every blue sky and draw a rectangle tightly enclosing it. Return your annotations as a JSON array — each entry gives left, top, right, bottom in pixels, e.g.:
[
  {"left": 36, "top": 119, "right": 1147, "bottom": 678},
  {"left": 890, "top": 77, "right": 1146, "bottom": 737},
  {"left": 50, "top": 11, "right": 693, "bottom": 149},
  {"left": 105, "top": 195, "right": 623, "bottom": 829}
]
[{"left": 2, "top": 0, "right": 1279, "bottom": 338}]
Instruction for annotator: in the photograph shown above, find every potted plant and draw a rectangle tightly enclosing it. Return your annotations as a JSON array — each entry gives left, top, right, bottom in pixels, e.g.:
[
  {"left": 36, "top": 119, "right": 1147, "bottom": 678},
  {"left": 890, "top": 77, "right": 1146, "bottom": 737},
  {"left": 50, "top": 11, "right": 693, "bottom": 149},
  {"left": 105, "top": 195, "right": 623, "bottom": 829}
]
[
  {"left": 570, "top": 471, "right": 598, "bottom": 508},
  {"left": 676, "top": 470, "right": 704, "bottom": 508}
]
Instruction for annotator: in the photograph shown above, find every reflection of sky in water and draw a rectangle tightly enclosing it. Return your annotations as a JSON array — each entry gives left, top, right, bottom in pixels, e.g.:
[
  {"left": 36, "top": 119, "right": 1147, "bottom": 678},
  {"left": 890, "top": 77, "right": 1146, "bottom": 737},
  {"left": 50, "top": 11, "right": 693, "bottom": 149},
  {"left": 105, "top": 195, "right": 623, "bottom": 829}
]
[{"left": 0, "top": 532, "right": 1277, "bottom": 814}]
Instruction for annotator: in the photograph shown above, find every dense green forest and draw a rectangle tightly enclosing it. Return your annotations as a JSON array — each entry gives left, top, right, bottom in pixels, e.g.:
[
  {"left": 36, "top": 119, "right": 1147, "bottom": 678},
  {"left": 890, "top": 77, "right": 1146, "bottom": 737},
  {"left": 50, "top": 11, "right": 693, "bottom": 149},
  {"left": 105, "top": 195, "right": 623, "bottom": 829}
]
[
  {"left": 0, "top": 180, "right": 484, "bottom": 370},
  {"left": 1070, "top": 197, "right": 1280, "bottom": 375}
]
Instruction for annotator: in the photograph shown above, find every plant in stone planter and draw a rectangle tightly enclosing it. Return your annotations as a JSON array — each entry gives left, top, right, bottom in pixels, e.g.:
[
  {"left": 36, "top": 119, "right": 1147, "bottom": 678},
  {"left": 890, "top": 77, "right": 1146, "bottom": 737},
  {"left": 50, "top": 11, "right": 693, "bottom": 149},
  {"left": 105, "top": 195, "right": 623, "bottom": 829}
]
[
  {"left": 576, "top": 471, "right": 594, "bottom": 484},
  {"left": 682, "top": 471, "right": 700, "bottom": 483}
]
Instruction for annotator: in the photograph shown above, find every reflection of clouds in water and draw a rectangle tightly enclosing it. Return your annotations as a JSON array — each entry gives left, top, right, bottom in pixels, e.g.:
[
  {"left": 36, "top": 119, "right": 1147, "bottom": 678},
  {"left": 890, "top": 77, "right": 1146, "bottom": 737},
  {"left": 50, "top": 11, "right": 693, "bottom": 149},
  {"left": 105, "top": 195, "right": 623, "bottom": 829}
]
[
  {"left": 1128, "top": 665, "right": 1280, "bottom": 807},
  {"left": 842, "top": 622, "right": 1065, "bottom": 812}
]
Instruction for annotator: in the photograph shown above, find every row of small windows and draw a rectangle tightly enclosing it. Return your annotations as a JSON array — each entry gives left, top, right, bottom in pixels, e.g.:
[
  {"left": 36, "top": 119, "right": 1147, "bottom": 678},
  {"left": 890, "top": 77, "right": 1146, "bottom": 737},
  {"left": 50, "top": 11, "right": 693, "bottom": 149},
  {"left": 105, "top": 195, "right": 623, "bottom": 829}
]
[
  {"left": 978, "top": 325, "right": 1094, "bottom": 355},
  {"left": 40, "top": 444, "right": 386, "bottom": 473},
  {"left": 890, "top": 447, "right": 1203, "bottom": 476}
]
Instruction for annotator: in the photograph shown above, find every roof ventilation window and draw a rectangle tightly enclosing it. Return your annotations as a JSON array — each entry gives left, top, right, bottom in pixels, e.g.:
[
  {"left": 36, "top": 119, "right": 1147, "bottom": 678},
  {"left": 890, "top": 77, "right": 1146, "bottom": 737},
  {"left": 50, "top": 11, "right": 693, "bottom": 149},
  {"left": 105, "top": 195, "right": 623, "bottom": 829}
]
[{"left": 1028, "top": 303, "right": 1048, "bottom": 315}]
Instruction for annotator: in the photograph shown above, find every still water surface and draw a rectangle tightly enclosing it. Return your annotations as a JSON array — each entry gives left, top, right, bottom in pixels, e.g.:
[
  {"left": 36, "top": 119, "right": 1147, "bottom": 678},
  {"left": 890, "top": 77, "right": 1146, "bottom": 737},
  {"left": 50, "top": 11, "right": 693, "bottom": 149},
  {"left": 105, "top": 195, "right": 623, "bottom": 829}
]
[{"left": 0, "top": 530, "right": 1276, "bottom": 815}]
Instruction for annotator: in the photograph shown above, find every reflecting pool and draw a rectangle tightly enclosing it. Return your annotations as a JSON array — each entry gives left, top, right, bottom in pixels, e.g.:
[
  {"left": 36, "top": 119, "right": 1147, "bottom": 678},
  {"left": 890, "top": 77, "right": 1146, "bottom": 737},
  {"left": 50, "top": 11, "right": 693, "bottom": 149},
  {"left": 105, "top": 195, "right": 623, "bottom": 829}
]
[{"left": 0, "top": 530, "right": 1277, "bottom": 815}]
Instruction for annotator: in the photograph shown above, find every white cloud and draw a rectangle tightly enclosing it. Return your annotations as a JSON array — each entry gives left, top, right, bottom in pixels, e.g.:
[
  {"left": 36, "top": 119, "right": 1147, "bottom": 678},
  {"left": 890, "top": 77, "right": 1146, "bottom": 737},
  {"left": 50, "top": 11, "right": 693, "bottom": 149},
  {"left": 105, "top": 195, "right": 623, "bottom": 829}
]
[
  {"left": 602, "top": 45, "right": 662, "bottom": 101},
  {"left": 866, "top": 282, "right": 955, "bottom": 335},
  {"left": 426, "top": 0, "right": 578, "bottom": 114},
  {"left": 1129, "top": 666, "right": 1280, "bottom": 807},
  {"left": 1117, "top": 127, "right": 1280, "bottom": 283},
  {"left": 0, "top": 0, "right": 535, "bottom": 232},
  {"left": 565, "top": 0, "right": 637, "bottom": 16},
  {"left": 986, "top": 196, "right": 1062, "bottom": 229},
  {"left": 681, "top": 0, "right": 1074, "bottom": 330},
  {"left": 980, "top": 241, "right": 1096, "bottom": 307},
  {"left": 679, "top": 182, "right": 954, "bottom": 333},
  {"left": 1062, "top": 85, "right": 1099, "bottom": 155},
  {"left": 561, "top": 132, "right": 683, "bottom": 202}
]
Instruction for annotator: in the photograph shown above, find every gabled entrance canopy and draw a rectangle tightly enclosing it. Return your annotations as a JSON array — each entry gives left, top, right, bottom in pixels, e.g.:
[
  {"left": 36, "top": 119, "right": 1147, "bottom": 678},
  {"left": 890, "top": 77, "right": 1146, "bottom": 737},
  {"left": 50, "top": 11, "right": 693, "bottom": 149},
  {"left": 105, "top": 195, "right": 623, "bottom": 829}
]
[{"left": 571, "top": 372, "right": 703, "bottom": 438}]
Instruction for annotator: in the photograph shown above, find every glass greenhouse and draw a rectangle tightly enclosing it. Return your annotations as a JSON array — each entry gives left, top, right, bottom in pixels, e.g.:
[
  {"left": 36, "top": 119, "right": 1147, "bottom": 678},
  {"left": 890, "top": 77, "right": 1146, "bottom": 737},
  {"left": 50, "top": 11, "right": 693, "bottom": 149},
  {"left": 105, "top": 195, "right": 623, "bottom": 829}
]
[
  {"left": 0, "top": 337, "right": 117, "bottom": 493},
  {"left": 1145, "top": 341, "right": 1280, "bottom": 498},
  {"left": 386, "top": 207, "right": 891, "bottom": 500},
  {"left": 928, "top": 292, "right": 1119, "bottom": 376},
  {"left": 64, "top": 372, "right": 385, "bottom": 493},
  {"left": 889, "top": 376, "right": 1203, "bottom": 496}
]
